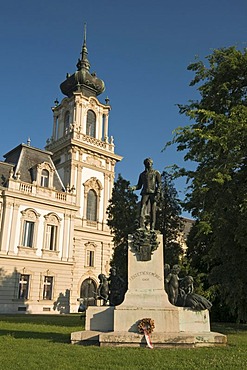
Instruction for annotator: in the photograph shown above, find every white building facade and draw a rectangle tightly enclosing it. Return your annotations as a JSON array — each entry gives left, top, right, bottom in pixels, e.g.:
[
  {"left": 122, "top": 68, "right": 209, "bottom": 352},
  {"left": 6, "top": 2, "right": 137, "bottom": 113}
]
[{"left": 0, "top": 34, "right": 122, "bottom": 314}]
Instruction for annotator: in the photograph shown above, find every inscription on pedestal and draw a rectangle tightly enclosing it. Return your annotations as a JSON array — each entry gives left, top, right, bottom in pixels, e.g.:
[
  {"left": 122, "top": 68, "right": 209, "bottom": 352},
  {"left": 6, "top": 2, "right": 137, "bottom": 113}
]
[{"left": 129, "top": 271, "right": 162, "bottom": 282}]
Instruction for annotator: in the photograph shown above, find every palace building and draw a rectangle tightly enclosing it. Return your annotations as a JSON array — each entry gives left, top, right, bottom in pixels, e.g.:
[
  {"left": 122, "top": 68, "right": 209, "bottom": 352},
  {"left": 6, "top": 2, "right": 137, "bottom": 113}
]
[{"left": 0, "top": 33, "right": 122, "bottom": 314}]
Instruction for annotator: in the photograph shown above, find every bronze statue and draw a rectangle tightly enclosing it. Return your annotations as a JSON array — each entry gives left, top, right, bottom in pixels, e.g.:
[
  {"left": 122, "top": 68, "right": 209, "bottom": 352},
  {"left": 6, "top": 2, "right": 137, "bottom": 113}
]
[
  {"left": 165, "top": 266, "right": 213, "bottom": 311},
  {"left": 165, "top": 264, "right": 181, "bottom": 305},
  {"left": 178, "top": 276, "right": 212, "bottom": 311},
  {"left": 108, "top": 267, "right": 125, "bottom": 306},
  {"left": 131, "top": 158, "right": 161, "bottom": 231},
  {"left": 97, "top": 274, "right": 109, "bottom": 305}
]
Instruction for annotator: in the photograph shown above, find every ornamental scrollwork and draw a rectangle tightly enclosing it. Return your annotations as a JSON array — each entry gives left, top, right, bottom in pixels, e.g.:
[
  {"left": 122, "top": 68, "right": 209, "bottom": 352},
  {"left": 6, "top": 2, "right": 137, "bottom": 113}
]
[{"left": 131, "top": 229, "right": 159, "bottom": 261}]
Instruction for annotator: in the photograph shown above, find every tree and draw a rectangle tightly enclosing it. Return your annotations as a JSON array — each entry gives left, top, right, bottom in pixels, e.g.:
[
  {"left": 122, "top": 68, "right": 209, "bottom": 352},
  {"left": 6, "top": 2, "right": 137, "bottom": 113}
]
[
  {"left": 156, "top": 171, "right": 184, "bottom": 267},
  {"left": 106, "top": 174, "right": 138, "bottom": 284},
  {"left": 167, "top": 46, "right": 247, "bottom": 322}
]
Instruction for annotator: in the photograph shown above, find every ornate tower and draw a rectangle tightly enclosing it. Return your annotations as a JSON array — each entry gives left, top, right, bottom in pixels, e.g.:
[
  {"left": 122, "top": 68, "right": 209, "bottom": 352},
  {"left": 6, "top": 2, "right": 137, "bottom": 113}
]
[
  {"left": 46, "top": 30, "right": 122, "bottom": 311},
  {"left": 46, "top": 29, "right": 122, "bottom": 232}
]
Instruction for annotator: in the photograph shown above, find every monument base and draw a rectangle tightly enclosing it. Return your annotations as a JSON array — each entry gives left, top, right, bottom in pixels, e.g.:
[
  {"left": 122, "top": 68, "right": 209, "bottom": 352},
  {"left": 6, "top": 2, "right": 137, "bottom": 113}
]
[
  {"left": 71, "top": 329, "right": 227, "bottom": 348},
  {"left": 71, "top": 233, "right": 227, "bottom": 347},
  {"left": 99, "top": 330, "right": 227, "bottom": 348},
  {"left": 71, "top": 305, "right": 226, "bottom": 347}
]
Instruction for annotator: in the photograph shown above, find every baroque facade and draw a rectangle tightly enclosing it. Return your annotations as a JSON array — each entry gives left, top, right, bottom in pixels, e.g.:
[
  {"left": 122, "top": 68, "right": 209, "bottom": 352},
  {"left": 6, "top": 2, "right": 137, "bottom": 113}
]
[{"left": 0, "top": 34, "right": 122, "bottom": 314}]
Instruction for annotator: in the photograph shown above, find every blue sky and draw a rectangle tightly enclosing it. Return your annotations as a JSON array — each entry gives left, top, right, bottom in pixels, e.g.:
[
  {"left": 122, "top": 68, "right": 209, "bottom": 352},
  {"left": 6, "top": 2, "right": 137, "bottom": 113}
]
[{"left": 0, "top": 1, "right": 246, "bottom": 214}]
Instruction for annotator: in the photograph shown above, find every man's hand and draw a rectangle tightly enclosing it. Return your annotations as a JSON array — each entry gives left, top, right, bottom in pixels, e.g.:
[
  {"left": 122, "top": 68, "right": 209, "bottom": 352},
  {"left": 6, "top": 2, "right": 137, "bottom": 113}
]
[{"left": 129, "top": 186, "right": 136, "bottom": 191}]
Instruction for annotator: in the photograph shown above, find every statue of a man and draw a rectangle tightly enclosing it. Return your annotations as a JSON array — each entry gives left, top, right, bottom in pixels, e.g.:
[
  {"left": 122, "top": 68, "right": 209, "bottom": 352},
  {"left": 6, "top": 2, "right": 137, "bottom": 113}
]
[{"left": 132, "top": 158, "right": 161, "bottom": 230}]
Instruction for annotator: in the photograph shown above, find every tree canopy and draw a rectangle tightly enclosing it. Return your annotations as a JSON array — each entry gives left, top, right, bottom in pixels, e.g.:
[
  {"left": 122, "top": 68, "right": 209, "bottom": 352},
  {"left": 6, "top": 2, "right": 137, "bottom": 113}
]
[
  {"left": 168, "top": 46, "right": 247, "bottom": 322},
  {"left": 156, "top": 171, "right": 183, "bottom": 266},
  {"left": 106, "top": 174, "right": 138, "bottom": 283}
]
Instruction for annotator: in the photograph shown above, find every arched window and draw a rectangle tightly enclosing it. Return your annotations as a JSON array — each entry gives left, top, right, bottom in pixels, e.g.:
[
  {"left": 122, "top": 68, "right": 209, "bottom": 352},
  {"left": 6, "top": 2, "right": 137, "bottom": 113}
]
[
  {"left": 80, "top": 278, "right": 97, "bottom": 307},
  {"left": 64, "top": 111, "right": 70, "bottom": 133},
  {"left": 86, "top": 190, "right": 97, "bottom": 221},
  {"left": 86, "top": 110, "right": 96, "bottom": 138},
  {"left": 40, "top": 169, "right": 49, "bottom": 187},
  {"left": 36, "top": 162, "right": 54, "bottom": 189}
]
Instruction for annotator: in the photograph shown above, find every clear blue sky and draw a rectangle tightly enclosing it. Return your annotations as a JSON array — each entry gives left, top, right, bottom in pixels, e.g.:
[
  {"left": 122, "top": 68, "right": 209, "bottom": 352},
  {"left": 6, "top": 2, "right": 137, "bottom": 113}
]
[{"left": 0, "top": 1, "right": 246, "bottom": 214}]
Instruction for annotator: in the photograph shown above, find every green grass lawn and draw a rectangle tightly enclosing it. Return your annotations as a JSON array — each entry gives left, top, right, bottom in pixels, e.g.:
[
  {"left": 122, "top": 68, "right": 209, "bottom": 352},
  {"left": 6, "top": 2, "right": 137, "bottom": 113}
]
[{"left": 0, "top": 315, "right": 246, "bottom": 370}]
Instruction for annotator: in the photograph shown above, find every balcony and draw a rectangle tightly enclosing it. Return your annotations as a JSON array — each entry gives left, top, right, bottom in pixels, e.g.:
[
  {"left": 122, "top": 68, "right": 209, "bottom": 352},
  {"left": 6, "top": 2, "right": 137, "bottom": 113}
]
[{"left": 7, "top": 178, "right": 76, "bottom": 205}]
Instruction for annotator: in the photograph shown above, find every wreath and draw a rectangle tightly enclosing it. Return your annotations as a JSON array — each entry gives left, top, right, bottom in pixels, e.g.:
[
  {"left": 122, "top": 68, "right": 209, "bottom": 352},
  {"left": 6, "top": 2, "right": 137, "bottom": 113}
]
[{"left": 138, "top": 318, "right": 155, "bottom": 335}]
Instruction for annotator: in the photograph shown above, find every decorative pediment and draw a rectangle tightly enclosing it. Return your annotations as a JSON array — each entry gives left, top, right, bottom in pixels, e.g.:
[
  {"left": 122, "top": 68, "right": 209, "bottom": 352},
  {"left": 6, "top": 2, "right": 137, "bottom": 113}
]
[
  {"left": 84, "top": 241, "right": 97, "bottom": 250},
  {"left": 37, "top": 162, "right": 54, "bottom": 173},
  {"left": 21, "top": 208, "right": 40, "bottom": 220},
  {"left": 83, "top": 177, "right": 103, "bottom": 195},
  {"left": 44, "top": 212, "right": 62, "bottom": 223}
]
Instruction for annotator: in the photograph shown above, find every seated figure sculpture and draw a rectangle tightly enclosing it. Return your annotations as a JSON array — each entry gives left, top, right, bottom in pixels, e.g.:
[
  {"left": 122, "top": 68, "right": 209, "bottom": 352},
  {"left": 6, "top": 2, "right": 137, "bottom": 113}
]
[
  {"left": 177, "top": 276, "right": 212, "bottom": 311},
  {"left": 165, "top": 266, "right": 212, "bottom": 311}
]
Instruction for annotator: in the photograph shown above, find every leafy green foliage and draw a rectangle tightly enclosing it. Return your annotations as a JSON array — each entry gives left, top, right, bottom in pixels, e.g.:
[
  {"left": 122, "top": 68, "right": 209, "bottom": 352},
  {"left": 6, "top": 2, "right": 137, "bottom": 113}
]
[
  {"left": 156, "top": 171, "right": 184, "bottom": 266},
  {"left": 107, "top": 174, "right": 138, "bottom": 282},
  {"left": 167, "top": 46, "right": 247, "bottom": 322}
]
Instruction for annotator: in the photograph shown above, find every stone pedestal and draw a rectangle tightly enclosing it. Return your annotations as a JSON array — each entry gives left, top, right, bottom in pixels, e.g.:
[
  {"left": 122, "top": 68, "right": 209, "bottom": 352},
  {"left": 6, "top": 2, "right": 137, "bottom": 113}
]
[{"left": 72, "top": 233, "right": 227, "bottom": 347}]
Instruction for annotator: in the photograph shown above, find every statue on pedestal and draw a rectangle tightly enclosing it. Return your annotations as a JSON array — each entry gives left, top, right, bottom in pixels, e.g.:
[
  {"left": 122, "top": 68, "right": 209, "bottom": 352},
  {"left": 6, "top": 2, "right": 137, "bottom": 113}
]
[{"left": 131, "top": 158, "right": 161, "bottom": 231}]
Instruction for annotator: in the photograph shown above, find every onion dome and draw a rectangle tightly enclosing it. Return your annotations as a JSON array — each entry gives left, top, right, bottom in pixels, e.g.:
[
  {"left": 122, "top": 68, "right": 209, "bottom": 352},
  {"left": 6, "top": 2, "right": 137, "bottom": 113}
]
[{"left": 60, "top": 26, "right": 105, "bottom": 98}]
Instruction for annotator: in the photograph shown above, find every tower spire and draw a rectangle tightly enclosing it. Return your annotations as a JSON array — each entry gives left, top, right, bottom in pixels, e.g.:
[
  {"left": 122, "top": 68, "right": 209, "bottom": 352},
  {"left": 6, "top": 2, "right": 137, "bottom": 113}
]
[
  {"left": 77, "top": 22, "right": 90, "bottom": 71},
  {"left": 60, "top": 24, "right": 105, "bottom": 97},
  {"left": 83, "top": 22, "right": 87, "bottom": 46}
]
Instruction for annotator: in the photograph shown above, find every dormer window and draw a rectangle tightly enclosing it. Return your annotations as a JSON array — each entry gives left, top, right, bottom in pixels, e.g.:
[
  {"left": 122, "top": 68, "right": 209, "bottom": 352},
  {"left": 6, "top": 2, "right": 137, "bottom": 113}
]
[
  {"left": 86, "top": 110, "right": 96, "bottom": 138},
  {"left": 40, "top": 169, "right": 49, "bottom": 187},
  {"left": 33, "top": 162, "right": 54, "bottom": 189}
]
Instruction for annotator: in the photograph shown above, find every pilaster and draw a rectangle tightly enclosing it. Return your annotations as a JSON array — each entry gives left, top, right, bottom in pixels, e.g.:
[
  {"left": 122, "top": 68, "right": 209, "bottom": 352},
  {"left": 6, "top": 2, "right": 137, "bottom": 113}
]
[
  {"left": 8, "top": 202, "right": 20, "bottom": 254},
  {"left": 0, "top": 200, "right": 13, "bottom": 253},
  {"left": 62, "top": 212, "right": 70, "bottom": 261}
]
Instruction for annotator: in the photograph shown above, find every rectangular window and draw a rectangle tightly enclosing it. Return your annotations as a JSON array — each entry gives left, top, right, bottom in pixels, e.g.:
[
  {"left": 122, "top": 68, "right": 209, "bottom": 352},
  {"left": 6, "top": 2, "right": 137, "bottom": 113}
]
[
  {"left": 18, "top": 274, "right": 30, "bottom": 299},
  {"left": 40, "top": 169, "right": 49, "bottom": 187},
  {"left": 45, "top": 225, "right": 57, "bottom": 250},
  {"left": 86, "top": 250, "right": 94, "bottom": 267},
  {"left": 22, "top": 221, "right": 34, "bottom": 247},
  {"left": 43, "top": 276, "right": 53, "bottom": 300}
]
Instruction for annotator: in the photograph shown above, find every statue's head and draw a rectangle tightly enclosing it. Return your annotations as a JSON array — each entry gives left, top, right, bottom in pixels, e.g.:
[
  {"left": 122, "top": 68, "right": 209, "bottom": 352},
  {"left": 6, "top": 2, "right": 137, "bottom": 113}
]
[
  {"left": 98, "top": 274, "right": 106, "bottom": 282},
  {"left": 185, "top": 276, "right": 194, "bottom": 284},
  {"left": 172, "top": 264, "right": 180, "bottom": 273},
  {"left": 144, "top": 158, "right": 153, "bottom": 168}
]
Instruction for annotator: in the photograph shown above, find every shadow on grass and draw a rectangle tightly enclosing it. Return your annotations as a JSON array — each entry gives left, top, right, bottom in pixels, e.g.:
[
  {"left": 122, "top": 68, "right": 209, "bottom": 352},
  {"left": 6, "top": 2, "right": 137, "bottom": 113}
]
[
  {"left": 0, "top": 328, "right": 72, "bottom": 343},
  {"left": 0, "top": 314, "right": 85, "bottom": 328},
  {"left": 211, "top": 322, "right": 247, "bottom": 334}
]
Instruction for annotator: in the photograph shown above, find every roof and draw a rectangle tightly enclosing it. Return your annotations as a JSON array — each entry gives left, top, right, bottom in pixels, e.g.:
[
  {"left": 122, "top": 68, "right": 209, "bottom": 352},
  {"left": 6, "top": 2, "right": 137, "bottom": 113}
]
[
  {"left": 2, "top": 143, "right": 65, "bottom": 191},
  {"left": 0, "top": 161, "right": 14, "bottom": 187}
]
